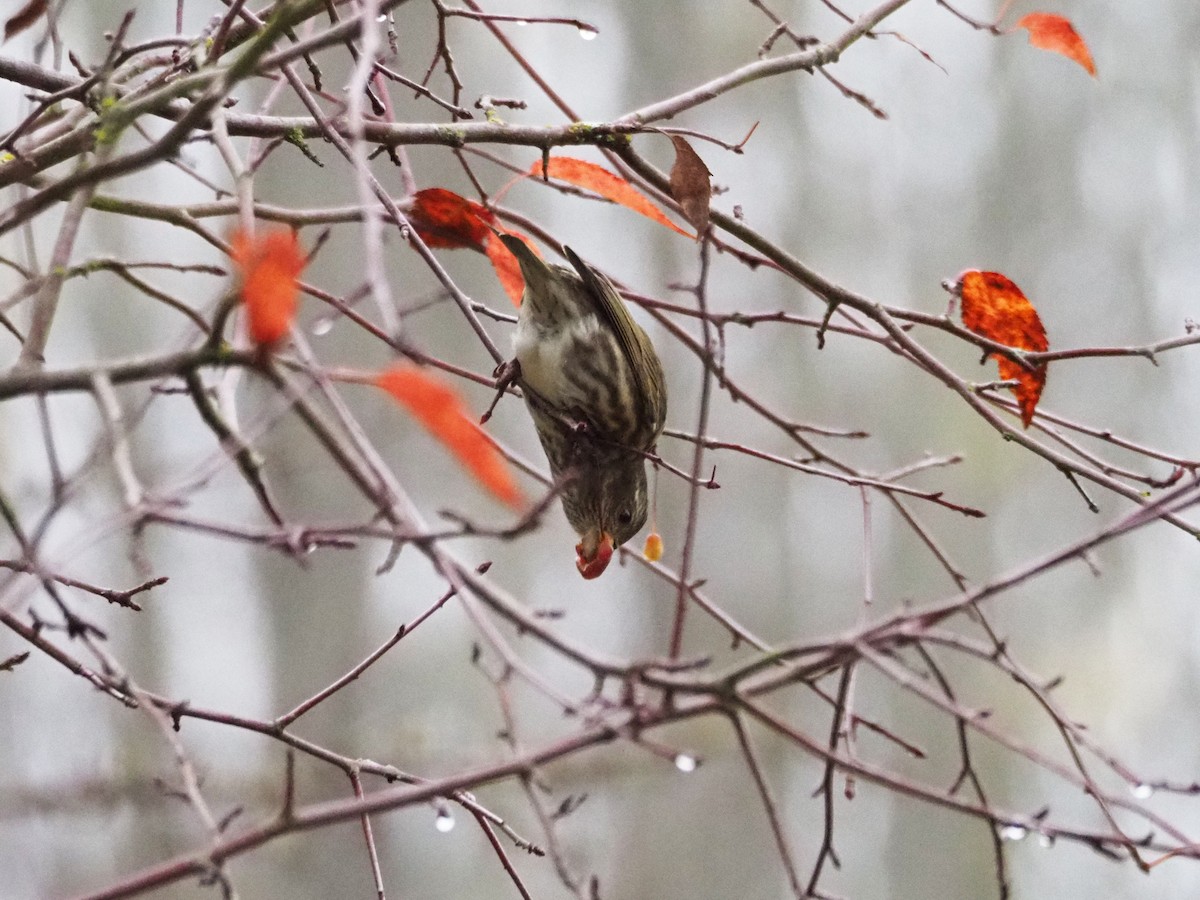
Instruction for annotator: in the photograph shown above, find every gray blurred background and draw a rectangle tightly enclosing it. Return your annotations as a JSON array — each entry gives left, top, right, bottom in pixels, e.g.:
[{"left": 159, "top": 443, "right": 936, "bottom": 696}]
[{"left": 2, "top": 1, "right": 1200, "bottom": 898}]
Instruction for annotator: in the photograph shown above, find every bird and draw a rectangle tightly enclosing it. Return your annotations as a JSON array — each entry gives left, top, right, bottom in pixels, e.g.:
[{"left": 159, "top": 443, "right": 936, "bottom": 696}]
[{"left": 495, "top": 234, "right": 667, "bottom": 578}]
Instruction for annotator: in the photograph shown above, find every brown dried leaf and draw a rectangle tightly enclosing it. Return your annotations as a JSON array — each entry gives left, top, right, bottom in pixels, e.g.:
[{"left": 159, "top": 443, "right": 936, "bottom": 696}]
[
  {"left": 668, "top": 135, "right": 713, "bottom": 234},
  {"left": 4, "top": 0, "right": 47, "bottom": 42}
]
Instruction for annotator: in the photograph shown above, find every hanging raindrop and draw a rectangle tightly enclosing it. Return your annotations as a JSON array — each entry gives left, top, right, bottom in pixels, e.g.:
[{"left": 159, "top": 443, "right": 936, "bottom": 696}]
[
  {"left": 674, "top": 753, "right": 698, "bottom": 773},
  {"left": 999, "top": 824, "right": 1027, "bottom": 842}
]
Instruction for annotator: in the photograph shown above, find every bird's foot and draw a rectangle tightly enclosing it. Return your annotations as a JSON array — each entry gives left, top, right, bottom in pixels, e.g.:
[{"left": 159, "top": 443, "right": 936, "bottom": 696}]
[
  {"left": 480, "top": 358, "right": 521, "bottom": 425},
  {"left": 563, "top": 415, "right": 594, "bottom": 459}
]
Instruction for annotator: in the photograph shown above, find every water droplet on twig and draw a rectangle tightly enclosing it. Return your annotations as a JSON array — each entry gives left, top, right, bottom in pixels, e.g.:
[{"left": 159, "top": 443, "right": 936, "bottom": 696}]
[{"left": 674, "top": 753, "right": 697, "bottom": 773}]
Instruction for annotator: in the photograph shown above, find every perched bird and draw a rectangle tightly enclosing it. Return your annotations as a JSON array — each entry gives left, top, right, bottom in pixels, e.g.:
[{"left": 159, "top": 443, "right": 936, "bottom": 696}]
[{"left": 497, "top": 234, "right": 667, "bottom": 578}]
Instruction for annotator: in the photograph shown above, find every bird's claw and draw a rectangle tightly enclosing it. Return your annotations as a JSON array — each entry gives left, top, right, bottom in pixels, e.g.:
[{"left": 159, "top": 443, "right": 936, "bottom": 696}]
[
  {"left": 493, "top": 358, "right": 520, "bottom": 381},
  {"left": 480, "top": 359, "right": 522, "bottom": 425},
  {"left": 563, "top": 415, "right": 592, "bottom": 459}
]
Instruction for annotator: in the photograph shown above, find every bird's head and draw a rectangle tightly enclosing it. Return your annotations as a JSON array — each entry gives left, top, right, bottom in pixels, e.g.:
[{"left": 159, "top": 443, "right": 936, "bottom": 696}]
[{"left": 561, "top": 458, "right": 649, "bottom": 579}]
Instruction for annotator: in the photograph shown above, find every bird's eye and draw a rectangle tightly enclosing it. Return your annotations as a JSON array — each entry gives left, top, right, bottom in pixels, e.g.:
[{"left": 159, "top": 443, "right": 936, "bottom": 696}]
[{"left": 617, "top": 509, "right": 634, "bottom": 525}]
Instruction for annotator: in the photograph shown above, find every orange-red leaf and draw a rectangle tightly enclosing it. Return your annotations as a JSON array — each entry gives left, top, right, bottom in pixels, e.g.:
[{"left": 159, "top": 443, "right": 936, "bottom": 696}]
[
  {"left": 668, "top": 135, "right": 713, "bottom": 234},
  {"left": 374, "top": 365, "right": 523, "bottom": 508},
  {"left": 1014, "top": 13, "right": 1096, "bottom": 77},
  {"left": 530, "top": 157, "right": 692, "bottom": 238},
  {"left": 230, "top": 227, "right": 305, "bottom": 347},
  {"left": 485, "top": 229, "right": 540, "bottom": 306},
  {"left": 409, "top": 187, "right": 495, "bottom": 249},
  {"left": 957, "top": 270, "right": 1049, "bottom": 428}
]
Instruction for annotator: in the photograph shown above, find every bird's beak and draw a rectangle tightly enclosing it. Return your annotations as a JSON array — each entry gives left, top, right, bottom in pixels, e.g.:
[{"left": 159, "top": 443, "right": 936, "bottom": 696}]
[{"left": 575, "top": 531, "right": 614, "bottom": 579}]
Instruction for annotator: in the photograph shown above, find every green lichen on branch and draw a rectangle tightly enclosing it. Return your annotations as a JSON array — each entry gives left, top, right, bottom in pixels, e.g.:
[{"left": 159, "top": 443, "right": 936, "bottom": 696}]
[
  {"left": 596, "top": 131, "right": 633, "bottom": 150},
  {"left": 435, "top": 125, "right": 467, "bottom": 147},
  {"left": 92, "top": 93, "right": 130, "bottom": 146},
  {"left": 284, "top": 127, "right": 323, "bottom": 167},
  {"left": 566, "top": 122, "right": 631, "bottom": 149}
]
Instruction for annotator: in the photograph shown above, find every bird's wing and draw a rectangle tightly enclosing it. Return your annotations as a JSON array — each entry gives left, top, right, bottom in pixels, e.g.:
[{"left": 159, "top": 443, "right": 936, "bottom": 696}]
[{"left": 563, "top": 246, "right": 666, "bottom": 434}]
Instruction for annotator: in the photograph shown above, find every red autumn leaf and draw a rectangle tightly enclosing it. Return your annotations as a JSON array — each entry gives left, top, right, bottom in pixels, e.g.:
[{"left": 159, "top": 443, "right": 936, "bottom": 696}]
[
  {"left": 1014, "top": 13, "right": 1096, "bottom": 77},
  {"left": 485, "top": 229, "right": 541, "bottom": 307},
  {"left": 529, "top": 157, "right": 693, "bottom": 238},
  {"left": 374, "top": 365, "right": 523, "bottom": 508},
  {"left": 409, "top": 187, "right": 496, "bottom": 249},
  {"left": 230, "top": 227, "right": 305, "bottom": 347},
  {"left": 956, "top": 270, "right": 1049, "bottom": 428}
]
